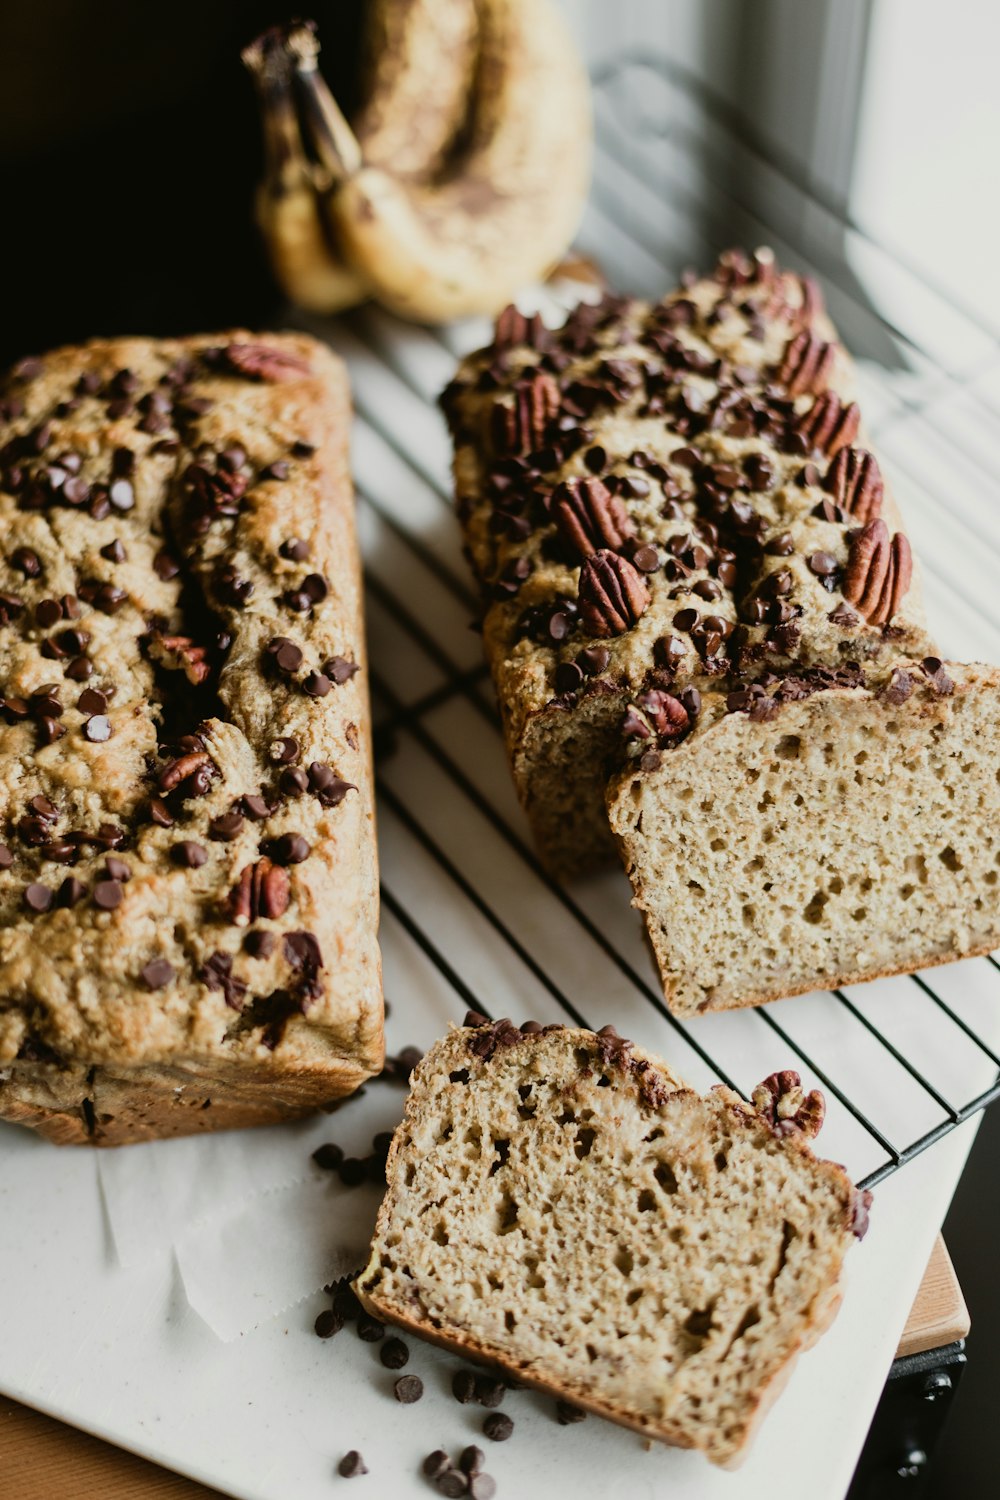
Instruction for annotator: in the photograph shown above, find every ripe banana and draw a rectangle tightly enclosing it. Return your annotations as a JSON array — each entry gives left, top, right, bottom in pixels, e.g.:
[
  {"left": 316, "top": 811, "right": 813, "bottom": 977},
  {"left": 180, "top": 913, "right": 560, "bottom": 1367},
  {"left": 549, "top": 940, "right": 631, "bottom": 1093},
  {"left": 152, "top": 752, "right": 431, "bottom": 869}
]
[
  {"left": 242, "top": 27, "right": 366, "bottom": 315},
  {"left": 287, "top": 1, "right": 592, "bottom": 323},
  {"left": 244, "top": 1, "right": 479, "bottom": 316}
]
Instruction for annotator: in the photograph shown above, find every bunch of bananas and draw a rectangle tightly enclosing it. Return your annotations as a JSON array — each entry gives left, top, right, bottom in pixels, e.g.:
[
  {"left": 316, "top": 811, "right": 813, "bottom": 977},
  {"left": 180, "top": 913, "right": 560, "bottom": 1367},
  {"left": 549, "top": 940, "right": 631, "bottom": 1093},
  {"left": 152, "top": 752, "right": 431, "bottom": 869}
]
[{"left": 242, "top": 1, "right": 592, "bottom": 325}]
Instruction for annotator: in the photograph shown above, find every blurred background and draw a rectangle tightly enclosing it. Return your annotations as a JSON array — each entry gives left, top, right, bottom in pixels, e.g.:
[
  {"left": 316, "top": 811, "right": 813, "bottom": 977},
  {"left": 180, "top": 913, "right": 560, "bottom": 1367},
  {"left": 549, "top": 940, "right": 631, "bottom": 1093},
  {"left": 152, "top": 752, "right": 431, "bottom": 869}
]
[{"left": 1, "top": 1, "right": 998, "bottom": 1493}]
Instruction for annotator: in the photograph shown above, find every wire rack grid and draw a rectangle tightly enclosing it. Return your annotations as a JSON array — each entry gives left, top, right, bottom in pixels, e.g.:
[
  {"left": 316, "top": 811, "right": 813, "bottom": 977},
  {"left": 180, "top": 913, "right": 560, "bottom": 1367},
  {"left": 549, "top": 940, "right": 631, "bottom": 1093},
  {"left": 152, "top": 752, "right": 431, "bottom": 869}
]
[{"left": 307, "top": 56, "right": 1000, "bottom": 1197}]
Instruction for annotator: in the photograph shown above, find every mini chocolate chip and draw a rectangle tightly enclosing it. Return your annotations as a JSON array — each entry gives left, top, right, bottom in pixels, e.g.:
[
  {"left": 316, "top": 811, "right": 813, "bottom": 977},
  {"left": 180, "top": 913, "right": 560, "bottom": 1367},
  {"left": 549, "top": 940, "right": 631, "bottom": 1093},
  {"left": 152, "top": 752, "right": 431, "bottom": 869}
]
[
  {"left": 476, "top": 1377, "right": 506, "bottom": 1409},
  {"left": 93, "top": 879, "right": 123, "bottom": 910},
  {"left": 210, "top": 812, "right": 244, "bottom": 841},
  {"left": 303, "top": 671, "right": 332, "bottom": 698},
  {"left": 24, "top": 882, "right": 53, "bottom": 912},
  {"left": 380, "top": 1337, "right": 409, "bottom": 1370},
  {"left": 84, "top": 714, "right": 112, "bottom": 742},
  {"left": 172, "top": 841, "right": 207, "bottom": 868},
  {"left": 312, "top": 1142, "right": 344, "bottom": 1170},
  {"left": 453, "top": 1370, "right": 477, "bottom": 1404},
  {"left": 314, "top": 1307, "right": 343, "bottom": 1339},
  {"left": 100, "top": 539, "right": 127, "bottom": 562},
  {"left": 141, "top": 959, "right": 174, "bottom": 989},
  {"left": 483, "top": 1413, "right": 513, "bottom": 1442},
  {"left": 394, "top": 1375, "right": 423, "bottom": 1404},
  {"left": 337, "top": 1451, "right": 368, "bottom": 1478},
  {"left": 556, "top": 1400, "right": 587, "bottom": 1425},
  {"left": 260, "top": 460, "right": 290, "bottom": 481},
  {"left": 280, "top": 537, "right": 310, "bottom": 561},
  {"left": 243, "top": 929, "right": 276, "bottom": 959}
]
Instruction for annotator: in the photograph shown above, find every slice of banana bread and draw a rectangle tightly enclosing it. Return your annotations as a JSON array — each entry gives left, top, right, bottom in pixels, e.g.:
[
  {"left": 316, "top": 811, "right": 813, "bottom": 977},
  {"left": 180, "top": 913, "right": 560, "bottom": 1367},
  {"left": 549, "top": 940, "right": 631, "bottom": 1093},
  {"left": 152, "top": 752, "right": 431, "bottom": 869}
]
[
  {"left": 356, "top": 1019, "right": 868, "bottom": 1468},
  {"left": 607, "top": 659, "right": 1000, "bottom": 1016}
]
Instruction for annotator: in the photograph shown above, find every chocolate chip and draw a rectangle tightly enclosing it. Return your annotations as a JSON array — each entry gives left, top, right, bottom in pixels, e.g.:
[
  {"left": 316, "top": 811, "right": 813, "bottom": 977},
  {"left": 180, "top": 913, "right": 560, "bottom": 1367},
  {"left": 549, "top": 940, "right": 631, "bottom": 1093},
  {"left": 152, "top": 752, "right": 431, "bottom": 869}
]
[
  {"left": 337, "top": 1451, "right": 368, "bottom": 1478},
  {"left": 554, "top": 660, "right": 584, "bottom": 694},
  {"left": 436, "top": 1473, "right": 469, "bottom": 1499},
  {"left": 380, "top": 1337, "right": 409, "bottom": 1370},
  {"left": 241, "top": 794, "right": 271, "bottom": 820},
  {"left": 272, "top": 639, "right": 303, "bottom": 674},
  {"left": 210, "top": 812, "right": 244, "bottom": 842},
  {"left": 280, "top": 537, "right": 310, "bottom": 562},
  {"left": 270, "top": 833, "right": 310, "bottom": 865},
  {"left": 153, "top": 549, "right": 180, "bottom": 581},
  {"left": 394, "top": 1375, "right": 423, "bottom": 1404},
  {"left": 459, "top": 1447, "right": 485, "bottom": 1477},
  {"left": 78, "top": 689, "right": 108, "bottom": 716},
  {"left": 35, "top": 598, "right": 62, "bottom": 629},
  {"left": 314, "top": 1307, "right": 343, "bottom": 1339},
  {"left": 631, "top": 544, "right": 661, "bottom": 572},
  {"left": 28, "top": 795, "right": 57, "bottom": 820},
  {"left": 453, "top": 1370, "right": 477, "bottom": 1404},
  {"left": 37, "top": 716, "right": 65, "bottom": 746},
  {"left": 259, "top": 460, "right": 290, "bottom": 482},
  {"left": 339, "top": 1157, "right": 368, "bottom": 1187},
  {"left": 673, "top": 607, "right": 699, "bottom": 632},
  {"left": 356, "top": 1310, "right": 385, "bottom": 1341},
  {"left": 84, "top": 714, "right": 111, "bottom": 742},
  {"left": 65, "top": 657, "right": 94, "bottom": 681},
  {"left": 303, "top": 671, "right": 332, "bottom": 698},
  {"left": 172, "top": 841, "right": 207, "bottom": 868},
  {"left": 556, "top": 1400, "right": 587, "bottom": 1425},
  {"left": 57, "top": 876, "right": 86, "bottom": 907},
  {"left": 105, "top": 857, "right": 130, "bottom": 883},
  {"left": 109, "top": 479, "right": 134, "bottom": 512},
  {"left": 423, "top": 1451, "right": 451, "bottom": 1479},
  {"left": 141, "top": 958, "right": 174, "bottom": 989},
  {"left": 316, "top": 657, "right": 359, "bottom": 696},
  {"left": 302, "top": 573, "right": 328, "bottom": 603},
  {"left": 93, "top": 879, "right": 123, "bottom": 910},
  {"left": 243, "top": 929, "right": 275, "bottom": 959},
  {"left": 469, "top": 1477, "right": 496, "bottom": 1500},
  {"left": 24, "top": 883, "right": 52, "bottom": 912},
  {"left": 483, "top": 1413, "right": 513, "bottom": 1442},
  {"left": 808, "top": 550, "right": 838, "bottom": 576},
  {"left": 312, "top": 1142, "right": 344, "bottom": 1171},
  {"left": 270, "top": 736, "right": 300, "bottom": 764},
  {"left": 476, "top": 1377, "right": 506, "bottom": 1409},
  {"left": 149, "top": 796, "right": 174, "bottom": 828},
  {"left": 10, "top": 547, "right": 41, "bottom": 577},
  {"left": 0, "top": 844, "right": 11, "bottom": 869},
  {"left": 100, "top": 539, "right": 127, "bottom": 563}
]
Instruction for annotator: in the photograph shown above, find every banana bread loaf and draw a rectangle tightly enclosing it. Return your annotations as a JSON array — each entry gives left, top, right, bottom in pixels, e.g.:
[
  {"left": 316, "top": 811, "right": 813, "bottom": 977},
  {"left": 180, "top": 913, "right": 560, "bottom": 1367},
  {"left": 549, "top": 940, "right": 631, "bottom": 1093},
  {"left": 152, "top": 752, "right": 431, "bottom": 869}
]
[
  {"left": 0, "top": 331, "right": 382, "bottom": 1144},
  {"left": 356, "top": 1018, "right": 868, "bottom": 1467},
  {"left": 442, "top": 248, "right": 933, "bottom": 874}
]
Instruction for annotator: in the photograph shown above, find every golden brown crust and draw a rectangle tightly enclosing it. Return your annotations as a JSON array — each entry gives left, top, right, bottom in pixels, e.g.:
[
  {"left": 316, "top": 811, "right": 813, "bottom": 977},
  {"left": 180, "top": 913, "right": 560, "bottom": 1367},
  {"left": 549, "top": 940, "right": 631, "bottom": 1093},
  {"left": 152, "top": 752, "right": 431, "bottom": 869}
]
[{"left": 0, "top": 331, "right": 382, "bottom": 1140}]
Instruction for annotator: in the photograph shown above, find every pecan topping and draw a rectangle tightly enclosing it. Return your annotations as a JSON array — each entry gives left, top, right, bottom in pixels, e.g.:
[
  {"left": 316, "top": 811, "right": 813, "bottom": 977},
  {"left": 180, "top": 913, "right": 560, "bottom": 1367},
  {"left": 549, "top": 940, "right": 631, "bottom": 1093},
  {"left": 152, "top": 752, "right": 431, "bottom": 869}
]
[
  {"left": 228, "top": 856, "right": 289, "bottom": 926},
  {"left": 842, "top": 521, "right": 912, "bottom": 625},
  {"left": 492, "top": 305, "right": 548, "bottom": 352},
  {"left": 578, "top": 549, "right": 649, "bottom": 637},
  {"left": 491, "top": 369, "right": 560, "bottom": 455},
  {"left": 795, "top": 391, "right": 860, "bottom": 456},
  {"left": 552, "top": 477, "right": 633, "bottom": 560},
  {"left": 148, "top": 632, "right": 211, "bottom": 685},
  {"left": 823, "top": 447, "right": 883, "bottom": 523},
  {"left": 752, "top": 1070, "right": 825, "bottom": 1138},
  {"left": 776, "top": 330, "right": 836, "bottom": 396},
  {"left": 622, "top": 690, "right": 690, "bottom": 746},
  {"left": 215, "top": 343, "right": 311, "bottom": 382},
  {"left": 157, "top": 750, "right": 211, "bottom": 794}
]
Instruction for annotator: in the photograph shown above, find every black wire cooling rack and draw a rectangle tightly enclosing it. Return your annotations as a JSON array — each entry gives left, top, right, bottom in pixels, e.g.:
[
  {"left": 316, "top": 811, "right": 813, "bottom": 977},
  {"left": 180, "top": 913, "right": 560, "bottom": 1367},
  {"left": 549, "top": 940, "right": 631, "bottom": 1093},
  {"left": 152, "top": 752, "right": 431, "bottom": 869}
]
[{"left": 304, "top": 50, "right": 1000, "bottom": 1197}]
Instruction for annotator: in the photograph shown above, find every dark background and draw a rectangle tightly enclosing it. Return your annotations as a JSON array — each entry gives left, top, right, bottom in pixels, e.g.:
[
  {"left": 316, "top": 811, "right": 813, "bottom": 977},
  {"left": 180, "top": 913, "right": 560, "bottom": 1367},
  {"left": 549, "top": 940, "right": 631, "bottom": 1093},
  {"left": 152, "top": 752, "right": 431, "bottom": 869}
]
[{"left": 0, "top": 0, "right": 370, "bottom": 366}]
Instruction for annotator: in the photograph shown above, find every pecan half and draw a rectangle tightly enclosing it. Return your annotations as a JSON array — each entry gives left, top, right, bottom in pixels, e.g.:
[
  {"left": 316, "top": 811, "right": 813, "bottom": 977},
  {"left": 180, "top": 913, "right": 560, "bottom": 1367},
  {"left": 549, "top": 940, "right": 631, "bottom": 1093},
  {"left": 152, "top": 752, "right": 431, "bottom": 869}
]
[
  {"left": 158, "top": 750, "right": 212, "bottom": 794},
  {"left": 491, "top": 369, "right": 560, "bottom": 455},
  {"left": 552, "top": 477, "right": 633, "bottom": 559},
  {"left": 776, "top": 330, "right": 837, "bottom": 396},
  {"left": 795, "top": 391, "right": 860, "bottom": 456},
  {"left": 843, "top": 521, "right": 912, "bottom": 625},
  {"left": 752, "top": 1070, "right": 825, "bottom": 1138},
  {"left": 228, "top": 856, "right": 289, "bottom": 926},
  {"left": 578, "top": 550, "right": 649, "bottom": 637},
  {"left": 147, "top": 632, "right": 210, "bottom": 686},
  {"left": 216, "top": 343, "right": 310, "bottom": 382},
  {"left": 492, "top": 305, "right": 547, "bottom": 352},
  {"left": 823, "top": 447, "right": 883, "bottom": 523},
  {"left": 623, "top": 689, "right": 690, "bottom": 745}
]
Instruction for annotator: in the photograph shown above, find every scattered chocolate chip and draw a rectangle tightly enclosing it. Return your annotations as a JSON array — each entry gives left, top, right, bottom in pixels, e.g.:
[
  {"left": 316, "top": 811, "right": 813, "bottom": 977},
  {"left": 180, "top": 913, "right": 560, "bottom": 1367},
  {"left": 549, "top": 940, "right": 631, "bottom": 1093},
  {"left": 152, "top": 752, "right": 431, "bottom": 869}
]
[
  {"left": 172, "top": 841, "right": 207, "bottom": 868},
  {"left": 312, "top": 1142, "right": 344, "bottom": 1171},
  {"left": 337, "top": 1450, "right": 368, "bottom": 1478},
  {"left": 315, "top": 1307, "right": 344, "bottom": 1339},
  {"left": 556, "top": 1400, "right": 587, "bottom": 1425},
  {"left": 436, "top": 1473, "right": 469, "bottom": 1499},
  {"left": 24, "top": 882, "right": 52, "bottom": 912},
  {"left": 469, "top": 1476, "right": 496, "bottom": 1500},
  {"left": 394, "top": 1375, "right": 423, "bottom": 1404},
  {"left": 141, "top": 958, "right": 174, "bottom": 990},
  {"left": 475, "top": 1377, "right": 506, "bottom": 1409},
  {"left": 483, "top": 1413, "right": 513, "bottom": 1442},
  {"left": 380, "top": 1337, "right": 409, "bottom": 1370},
  {"left": 452, "top": 1370, "right": 477, "bottom": 1404},
  {"left": 339, "top": 1157, "right": 368, "bottom": 1187},
  {"left": 423, "top": 1451, "right": 451, "bottom": 1479}
]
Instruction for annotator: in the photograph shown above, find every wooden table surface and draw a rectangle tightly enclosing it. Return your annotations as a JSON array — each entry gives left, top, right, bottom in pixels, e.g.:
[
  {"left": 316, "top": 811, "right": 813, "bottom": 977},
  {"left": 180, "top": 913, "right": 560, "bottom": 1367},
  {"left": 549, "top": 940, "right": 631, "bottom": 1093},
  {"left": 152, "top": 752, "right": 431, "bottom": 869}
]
[{"left": 0, "top": 1237, "right": 970, "bottom": 1500}]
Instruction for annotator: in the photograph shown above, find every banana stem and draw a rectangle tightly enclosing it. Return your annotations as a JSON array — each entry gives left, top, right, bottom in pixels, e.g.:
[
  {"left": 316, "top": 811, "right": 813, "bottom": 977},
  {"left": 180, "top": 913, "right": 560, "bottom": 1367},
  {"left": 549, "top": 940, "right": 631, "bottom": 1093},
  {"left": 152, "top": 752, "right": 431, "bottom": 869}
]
[{"left": 285, "top": 22, "right": 363, "bottom": 184}]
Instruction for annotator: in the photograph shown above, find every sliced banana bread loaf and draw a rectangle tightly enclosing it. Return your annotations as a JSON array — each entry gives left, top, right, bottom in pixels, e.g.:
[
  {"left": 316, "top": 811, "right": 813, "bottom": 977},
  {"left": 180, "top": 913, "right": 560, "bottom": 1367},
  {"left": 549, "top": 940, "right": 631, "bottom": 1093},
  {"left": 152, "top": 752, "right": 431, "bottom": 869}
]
[
  {"left": 356, "top": 1019, "right": 869, "bottom": 1467},
  {"left": 442, "top": 249, "right": 932, "bottom": 874},
  {"left": 607, "top": 659, "right": 1000, "bottom": 1015}
]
